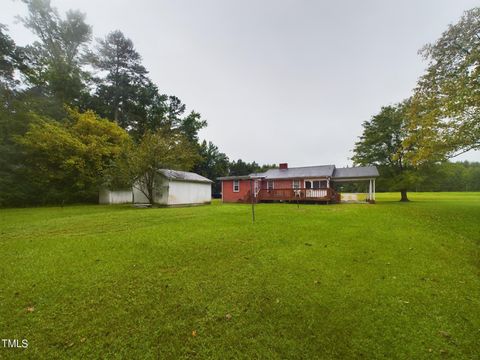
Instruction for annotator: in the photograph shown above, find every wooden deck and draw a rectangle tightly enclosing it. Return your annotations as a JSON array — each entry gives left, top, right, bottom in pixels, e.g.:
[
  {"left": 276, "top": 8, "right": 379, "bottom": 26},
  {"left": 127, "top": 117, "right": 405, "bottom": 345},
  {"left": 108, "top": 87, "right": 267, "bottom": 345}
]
[{"left": 254, "top": 188, "right": 340, "bottom": 203}]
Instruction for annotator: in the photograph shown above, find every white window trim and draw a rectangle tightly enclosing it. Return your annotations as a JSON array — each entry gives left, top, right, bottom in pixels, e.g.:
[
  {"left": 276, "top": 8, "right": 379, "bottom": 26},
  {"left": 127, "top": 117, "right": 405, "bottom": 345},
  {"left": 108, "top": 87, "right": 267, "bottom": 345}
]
[
  {"left": 292, "top": 179, "right": 300, "bottom": 189},
  {"left": 267, "top": 180, "right": 275, "bottom": 190},
  {"left": 233, "top": 180, "right": 240, "bottom": 193},
  {"left": 304, "top": 179, "right": 328, "bottom": 188}
]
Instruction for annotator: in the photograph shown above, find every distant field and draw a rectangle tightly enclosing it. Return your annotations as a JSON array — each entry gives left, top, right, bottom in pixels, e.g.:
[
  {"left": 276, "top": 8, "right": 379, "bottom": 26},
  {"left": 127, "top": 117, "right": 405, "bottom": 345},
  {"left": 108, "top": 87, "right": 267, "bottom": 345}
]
[{"left": 0, "top": 192, "right": 479, "bottom": 359}]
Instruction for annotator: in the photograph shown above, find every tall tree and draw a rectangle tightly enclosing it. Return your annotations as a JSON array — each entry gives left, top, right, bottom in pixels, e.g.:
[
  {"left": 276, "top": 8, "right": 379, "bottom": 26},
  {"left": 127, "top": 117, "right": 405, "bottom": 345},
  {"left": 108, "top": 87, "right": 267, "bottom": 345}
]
[
  {"left": 352, "top": 103, "right": 419, "bottom": 202},
  {"left": 89, "top": 30, "right": 148, "bottom": 128},
  {"left": 193, "top": 141, "right": 229, "bottom": 193},
  {"left": 20, "top": 0, "right": 91, "bottom": 104},
  {"left": 179, "top": 111, "right": 207, "bottom": 144},
  {"left": 0, "top": 26, "right": 33, "bottom": 206},
  {"left": 89, "top": 31, "right": 208, "bottom": 142},
  {"left": 228, "top": 160, "right": 277, "bottom": 176},
  {"left": 0, "top": 24, "right": 28, "bottom": 89},
  {"left": 406, "top": 7, "right": 480, "bottom": 164}
]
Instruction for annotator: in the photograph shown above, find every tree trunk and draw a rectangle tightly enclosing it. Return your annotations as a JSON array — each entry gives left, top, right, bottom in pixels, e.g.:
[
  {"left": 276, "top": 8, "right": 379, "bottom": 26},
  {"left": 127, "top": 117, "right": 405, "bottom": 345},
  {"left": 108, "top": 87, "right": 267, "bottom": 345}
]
[
  {"left": 400, "top": 189, "right": 409, "bottom": 202},
  {"left": 147, "top": 177, "right": 155, "bottom": 205},
  {"left": 114, "top": 106, "right": 119, "bottom": 123}
]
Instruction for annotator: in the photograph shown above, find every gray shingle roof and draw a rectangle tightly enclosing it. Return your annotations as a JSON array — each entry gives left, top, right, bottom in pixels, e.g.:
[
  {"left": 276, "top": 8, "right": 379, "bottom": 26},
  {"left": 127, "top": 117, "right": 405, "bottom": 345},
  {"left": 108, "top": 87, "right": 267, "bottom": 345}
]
[
  {"left": 158, "top": 169, "right": 213, "bottom": 183},
  {"left": 332, "top": 166, "right": 379, "bottom": 178},
  {"left": 216, "top": 165, "right": 379, "bottom": 180},
  {"left": 261, "top": 165, "right": 335, "bottom": 179}
]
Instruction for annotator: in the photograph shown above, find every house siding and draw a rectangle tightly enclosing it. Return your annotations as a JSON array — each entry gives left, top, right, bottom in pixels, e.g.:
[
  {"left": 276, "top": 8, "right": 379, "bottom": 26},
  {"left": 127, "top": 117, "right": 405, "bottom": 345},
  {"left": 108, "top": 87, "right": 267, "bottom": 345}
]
[
  {"left": 258, "top": 178, "right": 328, "bottom": 189},
  {"left": 222, "top": 179, "right": 251, "bottom": 202},
  {"left": 268, "top": 179, "right": 295, "bottom": 189}
]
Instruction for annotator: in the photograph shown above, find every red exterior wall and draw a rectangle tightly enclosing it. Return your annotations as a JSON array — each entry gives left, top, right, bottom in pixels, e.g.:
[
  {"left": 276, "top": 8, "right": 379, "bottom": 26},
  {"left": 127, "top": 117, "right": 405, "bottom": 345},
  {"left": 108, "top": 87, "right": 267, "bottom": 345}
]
[
  {"left": 260, "top": 178, "right": 323, "bottom": 189},
  {"left": 272, "top": 179, "right": 296, "bottom": 189},
  {"left": 222, "top": 179, "right": 251, "bottom": 202},
  {"left": 222, "top": 177, "right": 330, "bottom": 203}
]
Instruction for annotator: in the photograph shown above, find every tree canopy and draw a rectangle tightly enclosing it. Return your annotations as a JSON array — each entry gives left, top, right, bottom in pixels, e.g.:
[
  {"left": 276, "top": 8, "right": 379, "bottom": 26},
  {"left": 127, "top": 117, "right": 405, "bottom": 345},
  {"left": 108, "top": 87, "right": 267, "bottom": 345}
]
[
  {"left": 122, "top": 129, "right": 199, "bottom": 204},
  {"left": 16, "top": 109, "right": 131, "bottom": 203},
  {"left": 406, "top": 7, "right": 480, "bottom": 164},
  {"left": 352, "top": 103, "right": 419, "bottom": 201},
  {"left": 0, "top": 2, "right": 233, "bottom": 206},
  {"left": 20, "top": 0, "right": 92, "bottom": 104}
]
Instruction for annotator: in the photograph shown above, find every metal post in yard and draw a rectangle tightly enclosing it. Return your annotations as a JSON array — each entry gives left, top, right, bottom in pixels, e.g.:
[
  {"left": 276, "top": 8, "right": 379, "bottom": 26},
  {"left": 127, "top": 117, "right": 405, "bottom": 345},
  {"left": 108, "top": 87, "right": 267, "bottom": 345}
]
[{"left": 250, "top": 178, "right": 255, "bottom": 223}]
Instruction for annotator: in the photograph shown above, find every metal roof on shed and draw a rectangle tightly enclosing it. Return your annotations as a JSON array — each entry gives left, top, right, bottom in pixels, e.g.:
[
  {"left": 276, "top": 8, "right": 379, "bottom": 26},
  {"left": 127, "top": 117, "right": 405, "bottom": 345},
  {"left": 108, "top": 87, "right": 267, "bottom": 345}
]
[{"left": 158, "top": 169, "right": 213, "bottom": 183}]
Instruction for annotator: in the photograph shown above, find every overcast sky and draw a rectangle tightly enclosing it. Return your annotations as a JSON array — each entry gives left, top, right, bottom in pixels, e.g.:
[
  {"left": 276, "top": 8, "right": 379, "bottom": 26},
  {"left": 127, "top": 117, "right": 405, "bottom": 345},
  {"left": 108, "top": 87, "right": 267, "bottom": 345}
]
[{"left": 2, "top": 0, "right": 479, "bottom": 166}]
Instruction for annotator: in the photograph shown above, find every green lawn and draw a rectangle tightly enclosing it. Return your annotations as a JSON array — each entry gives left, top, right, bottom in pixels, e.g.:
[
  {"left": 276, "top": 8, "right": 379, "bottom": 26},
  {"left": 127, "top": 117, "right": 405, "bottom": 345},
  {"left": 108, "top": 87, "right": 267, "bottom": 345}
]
[{"left": 0, "top": 193, "right": 479, "bottom": 359}]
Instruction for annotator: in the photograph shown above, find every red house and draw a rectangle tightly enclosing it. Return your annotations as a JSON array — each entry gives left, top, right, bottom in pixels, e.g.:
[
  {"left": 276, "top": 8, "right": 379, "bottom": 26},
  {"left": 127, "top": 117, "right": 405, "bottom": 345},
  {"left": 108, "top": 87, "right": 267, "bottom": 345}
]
[{"left": 218, "top": 163, "right": 379, "bottom": 204}]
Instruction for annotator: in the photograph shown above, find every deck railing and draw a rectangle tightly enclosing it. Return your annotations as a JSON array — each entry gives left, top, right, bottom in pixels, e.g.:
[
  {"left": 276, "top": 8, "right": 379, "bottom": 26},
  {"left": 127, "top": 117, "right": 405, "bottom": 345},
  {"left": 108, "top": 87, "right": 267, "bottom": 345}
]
[{"left": 256, "top": 188, "right": 337, "bottom": 202}]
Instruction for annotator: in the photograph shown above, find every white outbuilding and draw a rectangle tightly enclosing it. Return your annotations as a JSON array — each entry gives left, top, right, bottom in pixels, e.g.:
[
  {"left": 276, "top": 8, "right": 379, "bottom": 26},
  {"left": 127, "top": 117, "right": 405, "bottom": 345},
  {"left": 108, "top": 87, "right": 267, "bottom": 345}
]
[
  {"left": 99, "top": 188, "right": 133, "bottom": 204},
  {"left": 133, "top": 169, "right": 213, "bottom": 206}
]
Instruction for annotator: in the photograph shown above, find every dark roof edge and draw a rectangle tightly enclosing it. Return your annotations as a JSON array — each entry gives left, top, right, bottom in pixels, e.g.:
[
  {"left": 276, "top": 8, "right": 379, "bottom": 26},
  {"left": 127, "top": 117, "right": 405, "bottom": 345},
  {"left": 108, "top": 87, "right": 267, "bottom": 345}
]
[
  {"left": 217, "top": 175, "right": 252, "bottom": 180},
  {"left": 164, "top": 177, "right": 213, "bottom": 183},
  {"left": 158, "top": 169, "right": 213, "bottom": 183}
]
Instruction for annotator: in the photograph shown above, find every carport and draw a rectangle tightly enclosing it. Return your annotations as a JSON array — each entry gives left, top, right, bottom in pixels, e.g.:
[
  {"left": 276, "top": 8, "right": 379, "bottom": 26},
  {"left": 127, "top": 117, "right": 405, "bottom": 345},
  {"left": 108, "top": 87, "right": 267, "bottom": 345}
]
[{"left": 331, "top": 166, "right": 379, "bottom": 203}]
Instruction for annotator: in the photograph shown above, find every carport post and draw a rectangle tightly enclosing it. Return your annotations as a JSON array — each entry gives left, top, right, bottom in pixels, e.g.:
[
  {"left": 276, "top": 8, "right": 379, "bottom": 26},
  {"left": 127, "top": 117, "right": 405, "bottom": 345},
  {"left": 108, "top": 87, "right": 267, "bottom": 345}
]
[
  {"left": 368, "top": 179, "right": 372, "bottom": 201},
  {"left": 373, "top": 179, "right": 376, "bottom": 201}
]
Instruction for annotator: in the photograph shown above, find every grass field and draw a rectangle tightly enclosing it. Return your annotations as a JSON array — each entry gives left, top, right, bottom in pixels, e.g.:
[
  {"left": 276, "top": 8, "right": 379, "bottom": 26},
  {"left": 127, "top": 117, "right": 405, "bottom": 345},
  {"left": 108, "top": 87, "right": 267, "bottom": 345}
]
[{"left": 0, "top": 192, "right": 479, "bottom": 359}]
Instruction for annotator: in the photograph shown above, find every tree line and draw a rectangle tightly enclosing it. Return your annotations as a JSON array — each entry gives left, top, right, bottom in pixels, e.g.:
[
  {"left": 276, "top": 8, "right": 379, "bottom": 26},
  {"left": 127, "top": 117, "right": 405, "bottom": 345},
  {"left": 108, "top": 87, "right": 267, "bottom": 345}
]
[
  {"left": 1, "top": 1, "right": 478, "bottom": 206},
  {"left": 353, "top": 7, "right": 480, "bottom": 201},
  {"left": 0, "top": 0, "right": 275, "bottom": 206}
]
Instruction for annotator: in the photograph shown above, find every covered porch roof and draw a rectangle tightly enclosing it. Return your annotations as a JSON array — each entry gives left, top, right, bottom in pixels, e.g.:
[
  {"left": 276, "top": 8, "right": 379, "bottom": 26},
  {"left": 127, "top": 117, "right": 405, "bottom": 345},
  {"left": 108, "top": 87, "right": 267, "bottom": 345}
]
[{"left": 332, "top": 166, "right": 379, "bottom": 181}]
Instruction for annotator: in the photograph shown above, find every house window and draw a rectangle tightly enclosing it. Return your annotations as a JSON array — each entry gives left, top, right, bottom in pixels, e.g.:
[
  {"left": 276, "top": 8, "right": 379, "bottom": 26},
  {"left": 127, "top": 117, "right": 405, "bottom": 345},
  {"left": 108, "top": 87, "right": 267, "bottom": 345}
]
[
  {"left": 293, "top": 180, "right": 300, "bottom": 189},
  {"left": 267, "top": 180, "right": 274, "bottom": 190},
  {"left": 233, "top": 180, "right": 240, "bottom": 192},
  {"left": 305, "top": 180, "right": 327, "bottom": 189}
]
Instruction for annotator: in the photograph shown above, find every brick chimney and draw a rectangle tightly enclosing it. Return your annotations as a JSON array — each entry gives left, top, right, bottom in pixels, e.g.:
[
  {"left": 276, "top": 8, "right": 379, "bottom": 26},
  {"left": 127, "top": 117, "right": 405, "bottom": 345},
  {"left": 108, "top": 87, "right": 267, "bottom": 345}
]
[{"left": 279, "top": 163, "right": 288, "bottom": 170}]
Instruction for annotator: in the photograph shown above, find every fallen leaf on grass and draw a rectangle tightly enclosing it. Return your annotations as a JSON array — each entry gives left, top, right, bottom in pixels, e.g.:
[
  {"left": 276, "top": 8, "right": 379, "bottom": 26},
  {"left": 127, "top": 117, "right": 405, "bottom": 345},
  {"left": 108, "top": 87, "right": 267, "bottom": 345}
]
[
  {"left": 26, "top": 306, "right": 34, "bottom": 313},
  {"left": 225, "top": 314, "right": 232, "bottom": 320},
  {"left": 439, "top": 331, "right": 451, "bottom": 339},
  {"left": 192, "top": 330, "right": 197, "bottom": 337}
]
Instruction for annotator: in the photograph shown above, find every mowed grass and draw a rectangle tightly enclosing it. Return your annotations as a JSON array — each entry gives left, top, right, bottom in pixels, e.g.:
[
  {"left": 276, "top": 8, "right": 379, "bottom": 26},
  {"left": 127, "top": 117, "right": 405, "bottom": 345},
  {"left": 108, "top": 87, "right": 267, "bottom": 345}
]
[{"left": 0, "top": 193, "right": 479, "bottom": 359}]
